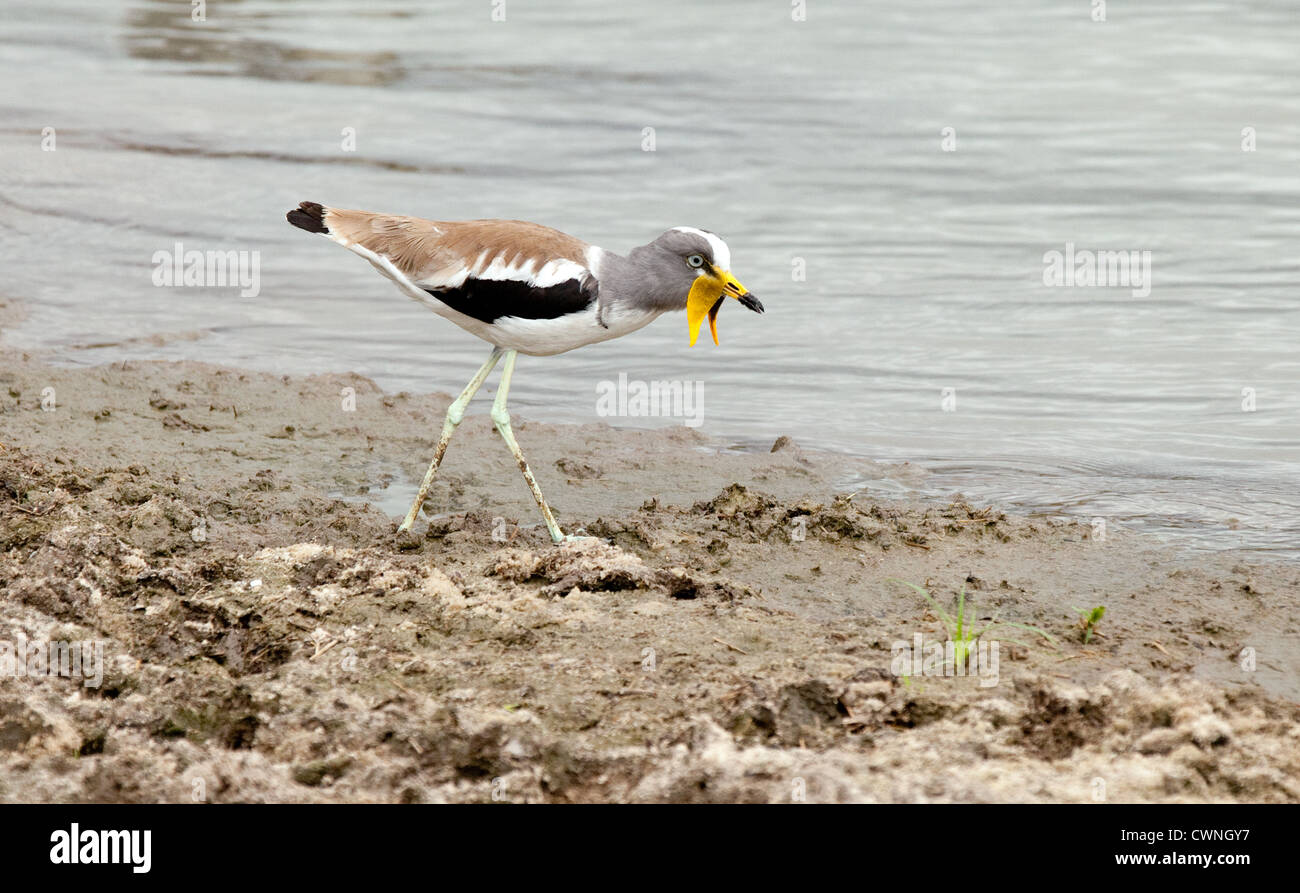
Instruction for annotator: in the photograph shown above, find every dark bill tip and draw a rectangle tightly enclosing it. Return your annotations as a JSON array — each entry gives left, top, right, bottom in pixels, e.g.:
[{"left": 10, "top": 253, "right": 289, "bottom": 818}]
[{"left": 738, "top": 293, "right": 765, "bottom": 314}]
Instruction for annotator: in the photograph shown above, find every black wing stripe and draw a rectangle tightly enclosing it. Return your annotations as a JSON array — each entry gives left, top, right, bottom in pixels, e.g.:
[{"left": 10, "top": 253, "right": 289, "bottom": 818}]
[{"left": 424, "top": 276, "right": 597, "bottom": 325}]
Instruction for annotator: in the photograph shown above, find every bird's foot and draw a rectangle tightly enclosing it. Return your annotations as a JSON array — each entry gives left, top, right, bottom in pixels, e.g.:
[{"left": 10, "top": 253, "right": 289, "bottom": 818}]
[{"left": 551, "top": 528, "right": 600, "bottom": 546}]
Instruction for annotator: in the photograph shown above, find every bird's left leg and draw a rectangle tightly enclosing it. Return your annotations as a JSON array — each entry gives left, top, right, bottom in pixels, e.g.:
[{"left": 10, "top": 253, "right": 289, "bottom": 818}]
[
  {"left": 489, "top": 350, "right": 570, "bottom": 544},
  {"left": 398, "top": 347, "right": 503, "bottom": 532}
]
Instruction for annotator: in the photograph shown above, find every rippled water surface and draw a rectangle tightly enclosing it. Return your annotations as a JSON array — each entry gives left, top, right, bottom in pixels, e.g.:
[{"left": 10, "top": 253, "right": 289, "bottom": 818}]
[{"left": 3, "top": 0, "right": 1299, "bottom": 554}]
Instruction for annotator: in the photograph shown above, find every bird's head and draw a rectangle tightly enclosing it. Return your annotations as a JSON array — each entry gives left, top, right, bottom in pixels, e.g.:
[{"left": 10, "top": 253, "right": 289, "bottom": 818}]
[{"left": 646, "top": 227, "right": 764, "bottom": 345}]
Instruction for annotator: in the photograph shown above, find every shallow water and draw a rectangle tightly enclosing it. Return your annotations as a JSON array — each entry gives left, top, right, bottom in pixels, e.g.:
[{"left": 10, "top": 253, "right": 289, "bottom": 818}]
[{"left": 3, "top": 0, "right": 1299, "bottom": 554}]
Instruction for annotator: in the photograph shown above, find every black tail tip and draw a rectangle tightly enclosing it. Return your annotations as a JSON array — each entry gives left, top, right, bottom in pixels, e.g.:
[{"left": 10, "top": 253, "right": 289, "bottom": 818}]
[{"left": 286, "top": 201, "right": 328, "bottom": 234}]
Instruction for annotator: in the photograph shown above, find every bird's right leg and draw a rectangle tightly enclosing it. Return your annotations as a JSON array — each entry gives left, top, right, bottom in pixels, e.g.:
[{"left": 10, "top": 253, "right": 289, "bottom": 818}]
[{"left": 398, "top": 347, "right": 504, "bottom": 532}]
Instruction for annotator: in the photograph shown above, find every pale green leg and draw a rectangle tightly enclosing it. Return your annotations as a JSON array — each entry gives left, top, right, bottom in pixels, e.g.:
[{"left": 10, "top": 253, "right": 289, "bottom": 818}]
[
  {"left": 490, "top": 350, "right": 574, "bottom": 545},
  {"left": 398, "top": 347, "right": 504, "bottom": 532}
]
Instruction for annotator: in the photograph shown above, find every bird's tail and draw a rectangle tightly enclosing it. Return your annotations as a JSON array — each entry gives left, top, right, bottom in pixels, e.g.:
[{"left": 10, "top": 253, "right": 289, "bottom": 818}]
[
  {"left": 286, "top": 201, "right": 330, "bottom": 234},
  {"left": 283, "top": 201, "right": 443, "bottom": 313}
]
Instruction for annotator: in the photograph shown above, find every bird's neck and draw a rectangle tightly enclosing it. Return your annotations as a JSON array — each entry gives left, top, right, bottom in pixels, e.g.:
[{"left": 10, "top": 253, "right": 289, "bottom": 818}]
[{"left": 599, "top": 247, "right": 688, "bottom": 313}]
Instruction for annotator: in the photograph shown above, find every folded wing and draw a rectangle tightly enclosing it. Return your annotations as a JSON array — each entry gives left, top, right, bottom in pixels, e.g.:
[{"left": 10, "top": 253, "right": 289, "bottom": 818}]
[{"left": 287, "top": 202, "right": 599, "bottom": 324}]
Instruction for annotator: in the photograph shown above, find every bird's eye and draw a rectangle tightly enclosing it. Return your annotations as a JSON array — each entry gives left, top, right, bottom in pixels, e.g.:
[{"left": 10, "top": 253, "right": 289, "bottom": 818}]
[{"left": 687, "top": 254, "right": 705, "bottom": 268}]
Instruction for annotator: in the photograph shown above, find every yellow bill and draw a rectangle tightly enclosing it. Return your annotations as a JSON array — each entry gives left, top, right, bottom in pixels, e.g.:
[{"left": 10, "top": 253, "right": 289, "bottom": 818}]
[{"left": 687, "top": 269, "right": 763, "bottom": 346}]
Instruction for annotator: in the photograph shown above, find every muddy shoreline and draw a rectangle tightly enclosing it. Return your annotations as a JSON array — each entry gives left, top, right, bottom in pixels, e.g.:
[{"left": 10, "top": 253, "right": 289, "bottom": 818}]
[{"left": 1, "top": 298, "right": 1297, "bottom": 803}]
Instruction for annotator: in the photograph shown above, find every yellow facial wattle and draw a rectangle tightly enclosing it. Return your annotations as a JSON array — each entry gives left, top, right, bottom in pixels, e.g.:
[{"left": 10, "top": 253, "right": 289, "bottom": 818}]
[{"left": 686, "top": 275, "right": 727, "bottom": 346}]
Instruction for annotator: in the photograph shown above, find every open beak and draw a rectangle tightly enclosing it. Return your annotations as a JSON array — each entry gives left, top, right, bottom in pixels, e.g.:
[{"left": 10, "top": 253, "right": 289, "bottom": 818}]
[{"left": 688, "top": 269, "right": 764, "bottom": 346}]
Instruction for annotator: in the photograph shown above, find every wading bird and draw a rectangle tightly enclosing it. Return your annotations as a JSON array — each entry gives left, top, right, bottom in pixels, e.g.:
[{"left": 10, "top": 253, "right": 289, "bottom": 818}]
[{"left": 286, "top": 201, "right": 764, "bottom": 543}]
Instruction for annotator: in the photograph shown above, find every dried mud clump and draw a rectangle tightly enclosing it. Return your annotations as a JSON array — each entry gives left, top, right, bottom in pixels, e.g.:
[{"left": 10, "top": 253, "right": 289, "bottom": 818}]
[
  {"left": 692, "top": 484, "right": 895, "bottom": 545},
  {"left": 695, "top": 483, "right": 778, "bottom": 520},
  {"left": 728, "top": 678, "right": 850, "bottom": 745},
  {"left": 491, "top": 539, "right": 657, "bottom": 596}
]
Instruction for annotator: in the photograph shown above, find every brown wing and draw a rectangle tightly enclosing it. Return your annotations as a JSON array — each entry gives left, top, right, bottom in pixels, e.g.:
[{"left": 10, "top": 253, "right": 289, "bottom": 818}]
[
  {"left": 287, "top": 202, "right": 600, "bottom": 324},
  {"left": 291, "top": 203, "right": 591, "bottom": 287}
]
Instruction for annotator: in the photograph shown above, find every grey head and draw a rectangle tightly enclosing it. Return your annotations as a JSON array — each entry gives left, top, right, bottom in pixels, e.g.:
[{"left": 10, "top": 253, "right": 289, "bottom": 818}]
[{"left": 602, "top": 227, "right": 763, "bottom": 345}]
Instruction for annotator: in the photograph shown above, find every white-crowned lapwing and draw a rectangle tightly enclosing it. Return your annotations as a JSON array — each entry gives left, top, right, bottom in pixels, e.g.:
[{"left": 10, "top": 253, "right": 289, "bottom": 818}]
[{"left": 286, "top": 201, "right": 764, "bottom": 543}]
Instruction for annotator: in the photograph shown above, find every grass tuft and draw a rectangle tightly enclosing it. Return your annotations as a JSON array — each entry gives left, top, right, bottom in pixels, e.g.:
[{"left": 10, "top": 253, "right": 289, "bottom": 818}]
[
  {"left": 888, "top": 578, "right": 1058, "bottom": 667},
  {"left": 1072, "top": 605, "right": 1106, "bottom": 644}
]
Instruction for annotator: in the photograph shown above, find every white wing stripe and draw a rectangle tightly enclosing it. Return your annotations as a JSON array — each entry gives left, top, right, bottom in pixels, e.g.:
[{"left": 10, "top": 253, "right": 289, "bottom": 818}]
[
  {"left": 415, "top": 253, "right": 589, "bottom": 290},
  {"left": 531, "top": 259, "right": 588, "bottom": 287}
]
